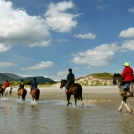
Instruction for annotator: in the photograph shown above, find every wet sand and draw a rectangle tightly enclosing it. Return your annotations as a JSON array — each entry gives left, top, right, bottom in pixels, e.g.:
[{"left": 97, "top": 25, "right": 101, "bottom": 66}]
[{"left": 0, "top": 86, "right": 134, "bottom": 134}]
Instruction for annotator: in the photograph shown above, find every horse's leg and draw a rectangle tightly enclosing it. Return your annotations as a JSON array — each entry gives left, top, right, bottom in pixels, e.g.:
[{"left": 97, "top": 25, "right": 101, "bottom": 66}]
[
  {"left": 1, "top": 90, "right": 3, "bottom": 97},
  {"left": 66, "top": 94, "right": 71, "bottom": 106},
  {"left": 123, "top": 97, "right": 133, "bottom": 113},
  {"left": 74, "top": 95, "right": 77, "bottom": 107},
  {"left": 118, "top": 100, "right": 124, "bottom": 112}
]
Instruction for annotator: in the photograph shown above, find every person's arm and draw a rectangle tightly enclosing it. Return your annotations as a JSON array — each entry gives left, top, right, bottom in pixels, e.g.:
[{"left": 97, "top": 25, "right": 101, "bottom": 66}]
[
  {"left": 66, "top": 74, "right": 69, "bottom": 81},
  {"left": 122, "top": 68, "right": 127, "bottom": 80}
]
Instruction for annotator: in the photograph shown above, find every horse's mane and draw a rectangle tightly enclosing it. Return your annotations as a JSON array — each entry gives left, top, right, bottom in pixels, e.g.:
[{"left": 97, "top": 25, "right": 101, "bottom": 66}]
[{"left": 113, "top": 73, "right": 121, "bottom": 77}]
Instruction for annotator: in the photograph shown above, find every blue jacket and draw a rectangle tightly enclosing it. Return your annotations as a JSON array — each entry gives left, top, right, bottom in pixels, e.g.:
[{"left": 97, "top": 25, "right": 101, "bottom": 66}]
[
  {"left": 19, "top": 82, "right": 24, "bottom": 88},
  {"left": 31, "top": 81, "right": 38, "bottom": 89}
]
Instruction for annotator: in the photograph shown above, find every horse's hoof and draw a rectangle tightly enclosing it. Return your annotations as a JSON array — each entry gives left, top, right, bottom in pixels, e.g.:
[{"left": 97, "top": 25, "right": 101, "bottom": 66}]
[
  {"left": 129, "top": 109, "right": 133, "bottom": 114},
  {"left": 118, "top": 107, "right": 122, "bottom": 112}
]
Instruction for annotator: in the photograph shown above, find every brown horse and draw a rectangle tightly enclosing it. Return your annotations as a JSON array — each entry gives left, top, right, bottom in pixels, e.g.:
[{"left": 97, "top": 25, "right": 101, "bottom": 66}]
[
  {"left": 31, "top": 88, "right": 40, "bottom": 102},
  {"left": 0, "top": 87, "right": 4, "bottom": 98},
  {"left": 60, "top": 79, "right": 84, "bottom": 107},
  {"left": 113, "top": 73, "right": 133, "bottom": 113},
  {"left": 17, "top": 88, "right": 27, "bottom": 101}
]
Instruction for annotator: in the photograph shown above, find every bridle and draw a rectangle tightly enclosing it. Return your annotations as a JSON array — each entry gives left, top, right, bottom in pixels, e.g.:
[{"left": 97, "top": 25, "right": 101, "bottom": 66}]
[{"left": 60, "top": 79, "right": 67, "bottom": 89}]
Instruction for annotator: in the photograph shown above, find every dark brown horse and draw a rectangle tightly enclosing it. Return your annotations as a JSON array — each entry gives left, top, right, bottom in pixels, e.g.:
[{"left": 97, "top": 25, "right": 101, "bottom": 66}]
[
  {"left": 60, "top": 79, "right": 84, "bottom": 107},
  {"left": 0, "top": 87, "right": 4, "bottom": 98},
  {"left": 113, "top": 73, "right": 133, "bottom": 113},
  {"left": 31, "top": 88, "right": 40, "bottom": 102},
  {"left": 17, "top": 88, "right": 27, "bottom": 101}
]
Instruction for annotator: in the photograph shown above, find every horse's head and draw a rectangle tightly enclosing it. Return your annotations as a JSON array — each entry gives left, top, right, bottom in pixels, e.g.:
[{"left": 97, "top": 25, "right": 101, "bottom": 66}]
[
  {"left": 60, "top": 79, "right": 67, "bottom": 89},
  {"left": 113, "top": 73, "right": 122, "bottom": 86}
]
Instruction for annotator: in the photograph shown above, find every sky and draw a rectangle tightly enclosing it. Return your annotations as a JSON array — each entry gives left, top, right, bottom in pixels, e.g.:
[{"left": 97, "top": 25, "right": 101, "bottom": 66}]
[{"left": 0, "top": 0, "right": 134, "bottom": 81}]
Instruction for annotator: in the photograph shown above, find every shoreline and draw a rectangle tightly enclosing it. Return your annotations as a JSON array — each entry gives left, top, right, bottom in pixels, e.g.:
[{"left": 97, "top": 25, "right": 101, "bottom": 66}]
[{"left": 11, "top": 86, "right": 121, "bottom": 102}]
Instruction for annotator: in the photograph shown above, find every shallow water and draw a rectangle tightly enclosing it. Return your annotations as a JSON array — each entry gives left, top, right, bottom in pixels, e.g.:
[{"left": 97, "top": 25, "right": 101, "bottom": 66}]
[{"left": 0, "top": 98, "right": 133, "bottom": 134}]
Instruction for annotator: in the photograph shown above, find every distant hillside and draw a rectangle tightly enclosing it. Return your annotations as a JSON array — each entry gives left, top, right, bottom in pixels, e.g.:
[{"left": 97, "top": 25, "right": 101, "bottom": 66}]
[
  {"left": 0, "top": 73, "right": 55, "bottom": 84},
  {"left": 3, "top": 73, "right": 22, "bottom": 79},
  {"left": 22, "top": 76, "right": 55, "bottom": 83},
  {"left": 75, "top": 72, "right": 113, "bottom": 86},
  {"left": 0, "top": 73, "right": 13, "bottom": 82}
]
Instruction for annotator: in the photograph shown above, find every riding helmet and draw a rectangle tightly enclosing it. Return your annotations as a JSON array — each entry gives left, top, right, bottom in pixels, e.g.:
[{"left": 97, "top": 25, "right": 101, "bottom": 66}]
[{"left": 124, "top": 62, "right": 130, "bottom": 67}]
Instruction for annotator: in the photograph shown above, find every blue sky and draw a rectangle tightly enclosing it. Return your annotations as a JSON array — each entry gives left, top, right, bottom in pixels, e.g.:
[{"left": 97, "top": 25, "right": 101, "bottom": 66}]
[{"left": 0, "top": 0, "right": 134, "bottom": 81}]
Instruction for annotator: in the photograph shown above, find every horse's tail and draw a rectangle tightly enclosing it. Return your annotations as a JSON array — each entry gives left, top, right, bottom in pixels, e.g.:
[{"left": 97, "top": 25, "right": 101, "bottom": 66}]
[
  {"left": 36, "top": 89, "right": 40, "bottom": 100},
  {"left": 76, "top": 84, "right": 82, "bottom": 100}
]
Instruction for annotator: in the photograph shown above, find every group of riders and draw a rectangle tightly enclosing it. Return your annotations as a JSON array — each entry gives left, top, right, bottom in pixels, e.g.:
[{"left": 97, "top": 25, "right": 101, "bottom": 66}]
[
  {"left": 113, "top": 62, "right": 134, "bottom": 98},
  {"left": 18, "top": 77, "right": 38, "bottom": 94},
  {"left": 0, "top": 78, "right": 39, "bottom": 95},
  {"left": 0, "top": 62, "right": 132, "bottom": 98}
]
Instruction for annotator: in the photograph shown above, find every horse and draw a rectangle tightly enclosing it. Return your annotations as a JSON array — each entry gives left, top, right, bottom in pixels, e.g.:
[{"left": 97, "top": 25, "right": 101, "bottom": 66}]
[
  {"left": 113, "top": 73, "right": 134, "bottom": 113},
  {"left": 4, "top": 87, "right": 12, "bottom": 100},
  {"left": 31, "top": 88, "right": 40, "bottom": 102},
  {"left": 0, "top": 87, "right": 4, "bottom": 98},
  {"left": 17, "top": 88, "right": 27, "bottom": 101},
  {"left": 60, "top": 79, "right": 84, "bottom": 107}
]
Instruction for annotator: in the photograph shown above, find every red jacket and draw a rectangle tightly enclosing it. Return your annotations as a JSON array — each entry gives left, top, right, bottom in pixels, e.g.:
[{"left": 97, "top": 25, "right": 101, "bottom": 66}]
[
  {"left": 5, "top": 81, "right": 10, "bottom": 88},
  {"left": 122, "top": 67, "right": 134, "bottom": 81}
]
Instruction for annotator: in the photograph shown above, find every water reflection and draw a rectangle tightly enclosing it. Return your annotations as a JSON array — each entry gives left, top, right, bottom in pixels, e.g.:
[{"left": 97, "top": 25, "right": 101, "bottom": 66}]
[{"left": 0, "top": 99, "right": 133, "bottom": 133}]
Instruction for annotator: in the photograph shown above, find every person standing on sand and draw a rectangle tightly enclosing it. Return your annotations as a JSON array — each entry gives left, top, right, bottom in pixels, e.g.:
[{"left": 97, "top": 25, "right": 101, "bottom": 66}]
[
  {"left": 120, "top": 62, "right": 134, "bottom": 96},
  {"left": 30, "top": 77, "right": 38, "bottom": 94},
  {"left": 65, "top": 68, "right": 75, "bottom": 94}
]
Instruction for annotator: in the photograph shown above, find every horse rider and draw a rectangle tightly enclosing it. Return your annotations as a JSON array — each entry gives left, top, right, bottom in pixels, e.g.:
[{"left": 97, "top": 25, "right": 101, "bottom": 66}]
[
  {"left": 30, "top": 77, "right": 38, "bottom": 94},
  {"left": 4, "top": 80, "right": 10, "bottom": 92},
  {"left": 120, "top": 62, "right": 134, "bottom": 96},
  {"left": 65, "top": 68, "right": 75, "bottom": 94},
  {"left": 18, "top": 79, "right": 24, "bottom": 91}
]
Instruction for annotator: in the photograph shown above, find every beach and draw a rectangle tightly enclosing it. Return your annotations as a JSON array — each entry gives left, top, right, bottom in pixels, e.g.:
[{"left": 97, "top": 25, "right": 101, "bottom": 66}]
[{"left": 0, "top": 86, "right": 134, "bottom": 134}]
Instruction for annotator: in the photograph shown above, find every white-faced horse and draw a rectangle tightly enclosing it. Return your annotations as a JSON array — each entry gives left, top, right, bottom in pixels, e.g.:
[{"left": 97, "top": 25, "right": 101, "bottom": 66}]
[
  {"left": 4, "top": 87, "right": 12, "bottom": 100},
  {"left": 113, "top": 73, "right": 134, "bottom": 113}
]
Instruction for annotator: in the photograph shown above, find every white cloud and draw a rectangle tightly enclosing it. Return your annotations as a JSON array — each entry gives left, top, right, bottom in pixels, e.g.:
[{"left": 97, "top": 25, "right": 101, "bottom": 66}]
[
  {"left": 0, "top": 43, "right": 11, "bottom": 52},
  {"left": 0, "top": 62, "right": 16, "bottom": 67},
  {"left": 57, "top": 39, "right": 68, "bottom": 42},
  {"left": 57, "top": 70, "right": 68, "bottom": 76},
  {"left": 119, "top": 27, "right": 134, "bottom": 38},
  {"left": 45, "top": 1, "right": 79, "bottom": 32},
  {"left": 21, "top": 61, "right": 53, "bottom": 70},
  {"left": 71, "top": 43, "right": 119, "bottom": 67},
  {"left": 0, "top": 0, "right": 51, "bottom": 50},
  {"left": 120, "top": 40, "right": 134, "bottom": 51},
  {"left": 74, "top": 32, "right": 96, "bottom": 39},
  {"left": 128, "top": 7, "right": 134, "bottom": 13}
]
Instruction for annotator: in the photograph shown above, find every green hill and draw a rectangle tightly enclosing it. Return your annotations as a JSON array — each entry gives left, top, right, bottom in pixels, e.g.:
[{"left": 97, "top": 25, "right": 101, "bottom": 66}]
[
  {"left": 3, "top": 73, "right": 22, "bottom": 79},
  {"left": 0, "top": 73, "right": 55, "bottom": 84}
]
